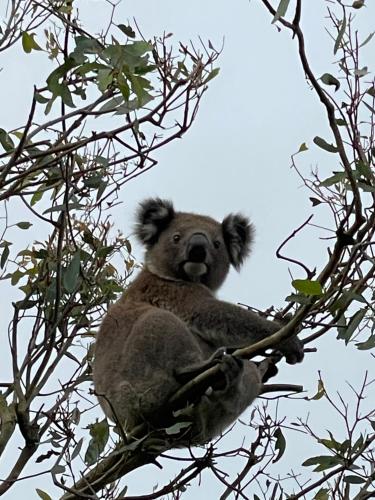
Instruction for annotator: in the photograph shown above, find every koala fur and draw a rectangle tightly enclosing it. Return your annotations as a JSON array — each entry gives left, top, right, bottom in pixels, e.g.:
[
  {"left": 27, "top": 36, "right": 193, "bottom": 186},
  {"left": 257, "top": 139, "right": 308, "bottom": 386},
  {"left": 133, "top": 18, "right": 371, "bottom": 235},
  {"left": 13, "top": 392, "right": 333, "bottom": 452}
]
[{"left": 93, "top": 198, "right": 304, "bottom": 445}]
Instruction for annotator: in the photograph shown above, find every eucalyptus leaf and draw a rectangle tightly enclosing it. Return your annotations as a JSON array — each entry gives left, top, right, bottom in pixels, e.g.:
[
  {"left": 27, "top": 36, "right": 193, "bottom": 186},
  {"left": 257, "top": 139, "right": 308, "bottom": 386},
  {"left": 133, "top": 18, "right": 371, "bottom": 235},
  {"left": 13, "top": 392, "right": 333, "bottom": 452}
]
[
  {"left": 337, "top": 308, "right": 367, "bottom": 344},
  {"left": 22, "top": 32, "right": 42, "bottom": 53},
  {"left": 273, "top": 428, "right": 286, "bottom": 463},
  {"left": 165, "top": 421, "right": 192, "bottom": 435},
  {"left": 352, "top": 0, "right": 365, "bottom": 8},
  {"left": 272, "top": 0, "right": 291, "bottom": 23},
  {"left": 292, "top": 279, "right": 323, "bottom": 296},
  {"left": 1, "top": 243, "right": 10, "bottom": 269},
  {"left": 313, "top": 136, "right": 339, "bottom": 153},
  {"left": 314, "top": 489, "right": 329, "bottom": 500},
  {"left": 51, "top": 464, "right": 66, "bottom": 475},
  {"left": 302, "top": 455, "right": 343, "bottom": 472},
  {"left": 344, "top": 475, "right": 365, "bottom": 484},
  {"left": 320, "top": 171, "right": 346, "bottom": 187},
  {"left": 321, "top": 73, "right": 340, "bottom": 91},
  {"left": 203, "top": 67, "right": 220, "bottom": 84},
  {"left": 359, "top": 32, "right": 374, "bottom": 48},
  {"left": 63, "top": 251, "right": 81, "bottom": 293},
  {"left": 16, "top": 222, "right": 32, "bottom": 230},
  {"left": 356, "top": 334, "right": 375, "bottom": 350},
  {"left": 0, "top": 128, "right": 15, "bottom": 151},
  {"left": 117, "top": 24, "right": 136, "bottom": 38},
  {"left": 298, "top": 142, "right": 308, "bottom": 153},
  {"left": 334, "top": 14, "right": 346, "bottom": 54},
  {"left": 36, "top": 489, "right": 52, "bottom": 500},
  {"left": 84, "top": 419, "right": 109, "bottom": 465}
]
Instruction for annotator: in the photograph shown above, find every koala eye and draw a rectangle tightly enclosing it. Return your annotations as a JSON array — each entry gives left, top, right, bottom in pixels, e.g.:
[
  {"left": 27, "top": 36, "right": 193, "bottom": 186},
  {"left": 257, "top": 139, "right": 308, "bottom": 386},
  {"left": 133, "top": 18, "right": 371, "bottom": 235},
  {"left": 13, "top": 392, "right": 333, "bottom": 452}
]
[
  {"left": 173, "top": 234, "right": 181, "bottom": 243},
  {"left": 213, "top": 240, "right": 221, "bottom": 249}
]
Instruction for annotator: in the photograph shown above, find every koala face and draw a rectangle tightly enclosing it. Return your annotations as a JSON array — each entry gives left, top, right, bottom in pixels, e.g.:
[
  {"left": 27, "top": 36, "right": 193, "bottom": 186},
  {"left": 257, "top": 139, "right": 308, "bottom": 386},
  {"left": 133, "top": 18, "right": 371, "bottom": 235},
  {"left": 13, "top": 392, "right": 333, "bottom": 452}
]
[{"left": 135, "top": 198, "right": 254, "bottom": 290}]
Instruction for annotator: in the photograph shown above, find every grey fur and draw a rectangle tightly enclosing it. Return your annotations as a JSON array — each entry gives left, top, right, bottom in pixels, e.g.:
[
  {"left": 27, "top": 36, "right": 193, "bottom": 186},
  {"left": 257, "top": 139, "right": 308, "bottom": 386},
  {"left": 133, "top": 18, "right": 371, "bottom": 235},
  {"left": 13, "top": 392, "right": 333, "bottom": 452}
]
[{"left": 93, "top": 198, "right": 304, "bottom": 445}]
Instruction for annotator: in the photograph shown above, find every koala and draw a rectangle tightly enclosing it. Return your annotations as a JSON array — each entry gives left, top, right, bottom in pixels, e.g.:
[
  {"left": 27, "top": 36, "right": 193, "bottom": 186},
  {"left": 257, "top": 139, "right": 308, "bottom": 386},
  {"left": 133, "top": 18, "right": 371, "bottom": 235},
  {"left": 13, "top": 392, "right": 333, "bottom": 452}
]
[{"left": 93, "top": 198, "right": 304, "bottom": 445}]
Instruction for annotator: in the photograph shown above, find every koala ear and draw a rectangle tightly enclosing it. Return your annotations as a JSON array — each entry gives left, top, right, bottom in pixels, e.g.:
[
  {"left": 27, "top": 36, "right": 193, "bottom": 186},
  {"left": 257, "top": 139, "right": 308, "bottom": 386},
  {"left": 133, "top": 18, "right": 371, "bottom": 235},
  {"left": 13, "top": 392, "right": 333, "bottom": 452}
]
[
  {"left": 135, "top": 198, "right": 175, "bottom": 246},
  {"left": 222, "top": 214, "right": 254, "bottom": 270}
]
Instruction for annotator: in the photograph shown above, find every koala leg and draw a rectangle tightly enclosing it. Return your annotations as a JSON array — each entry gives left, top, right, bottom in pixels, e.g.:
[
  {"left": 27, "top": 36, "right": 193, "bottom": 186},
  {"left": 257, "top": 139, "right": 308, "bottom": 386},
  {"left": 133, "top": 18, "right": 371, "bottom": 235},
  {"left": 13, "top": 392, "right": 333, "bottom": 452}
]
[
  {"left": 99, "top": 307, "right": 206, "bottom": 430},
  {"left": 190, "top": 361, "right": 262, "bottom": 443}
]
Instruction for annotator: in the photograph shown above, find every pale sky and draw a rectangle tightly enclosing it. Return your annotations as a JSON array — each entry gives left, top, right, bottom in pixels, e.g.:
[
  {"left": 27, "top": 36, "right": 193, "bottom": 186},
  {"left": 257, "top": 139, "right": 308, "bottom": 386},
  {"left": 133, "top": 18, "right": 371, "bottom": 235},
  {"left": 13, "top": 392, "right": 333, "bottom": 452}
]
[{"left": 1, "top": 0, "right": 375, "bottom": 498}]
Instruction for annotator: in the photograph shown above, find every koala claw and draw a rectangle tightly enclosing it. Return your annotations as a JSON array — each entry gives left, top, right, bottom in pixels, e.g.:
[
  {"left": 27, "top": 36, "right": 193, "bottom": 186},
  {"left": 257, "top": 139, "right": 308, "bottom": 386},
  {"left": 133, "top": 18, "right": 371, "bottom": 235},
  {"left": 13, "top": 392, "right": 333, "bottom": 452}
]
[
  {"left": 276, "top": 336, "right": 304, "bottom": 365},
  {"left": 212, "top": 353, "right": 243, "bottom": 391}
]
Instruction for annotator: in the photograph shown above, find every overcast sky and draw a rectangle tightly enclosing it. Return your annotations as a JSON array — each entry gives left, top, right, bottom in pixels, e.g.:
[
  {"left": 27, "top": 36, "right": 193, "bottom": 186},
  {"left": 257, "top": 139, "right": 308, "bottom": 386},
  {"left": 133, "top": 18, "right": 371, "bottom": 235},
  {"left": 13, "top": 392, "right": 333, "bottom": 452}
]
[{"left": 1, "top": 0, "right": 375, "bottom": 498}]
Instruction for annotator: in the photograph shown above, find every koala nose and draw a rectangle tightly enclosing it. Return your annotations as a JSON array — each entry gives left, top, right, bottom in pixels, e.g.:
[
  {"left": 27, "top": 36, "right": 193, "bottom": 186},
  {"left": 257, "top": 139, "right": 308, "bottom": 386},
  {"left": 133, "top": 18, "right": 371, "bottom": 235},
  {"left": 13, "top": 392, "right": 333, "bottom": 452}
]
[{"left": 187, "top": 233, "right": 208, "bottom": 262}]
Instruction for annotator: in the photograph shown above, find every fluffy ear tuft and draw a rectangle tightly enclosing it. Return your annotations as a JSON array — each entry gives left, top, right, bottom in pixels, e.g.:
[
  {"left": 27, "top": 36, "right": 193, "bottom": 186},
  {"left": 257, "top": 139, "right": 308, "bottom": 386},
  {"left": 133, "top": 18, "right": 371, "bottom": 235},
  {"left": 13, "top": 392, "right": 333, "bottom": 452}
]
[
  {"left": 222, "top": 214, "right": 254, "bottom": 269},
  {"left": 135, "top": 198, "right": 175, "bottom": 246}
]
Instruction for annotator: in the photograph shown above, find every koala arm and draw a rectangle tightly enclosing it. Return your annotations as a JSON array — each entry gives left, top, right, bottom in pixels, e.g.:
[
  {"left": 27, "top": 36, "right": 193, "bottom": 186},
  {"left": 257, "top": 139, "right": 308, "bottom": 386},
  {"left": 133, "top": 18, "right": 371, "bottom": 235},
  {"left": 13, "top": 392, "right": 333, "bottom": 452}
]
[{"left": 185, "top": 298, "right": 304, "bottom": 364}]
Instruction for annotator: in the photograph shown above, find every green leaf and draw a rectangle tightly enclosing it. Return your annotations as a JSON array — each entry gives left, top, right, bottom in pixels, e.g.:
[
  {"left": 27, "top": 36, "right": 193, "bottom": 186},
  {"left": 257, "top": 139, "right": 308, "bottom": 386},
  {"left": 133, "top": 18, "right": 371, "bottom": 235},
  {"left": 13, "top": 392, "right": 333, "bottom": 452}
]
[
  {"left": 165, "top": 421, "right": 192, "bottom": 435},
  {"left": 31, "top": 190, "right": 44, "bottom": 206},
  {"left": 292, "top": 279, "right": 323, "bottom": 296},
  {"left": 11, "top": 269, "right": 24, "bottom": 286},
  {"left": 320, "top": 171, "right": 346, "bottom": 187},
  {"left": 36, "top": 489, "right": 52, "bottom": 500},
  {"left": 344, "top": 475, "right": 365, "bottom": 484},
  {"left": 318, "top": 432, "right": 342, "bottom": 452},
  {"left": 359, "top": 32, "right": 374, "bottom": 48},
  {"left": 84, "top": 419, "right": 109, "bottom": 465},
  {"left": 0, "top": 128, "right": 15, "bottom": 151},
  {"left": 43, "top": 202, "right": 84, "bottom": 214},
  {"left": 96, "top": 245, "right": 115, "bottom": 259},
  {"left": 354, "top": 66, "right": 369, "bottom": 77},
  {"left": 337, "top": 308, "right": 367, "bottom": 344},
  {"left": 313, "top": 136, "right": 339, "bottom": 153},
  {"left": 314, "top": 489, "right": 329, "bottom": 500},
  {"left": 330, "top": 290, "right": 366, "bottom": 312},
  {"left": 97, "top": 68, "right": 113, "bottom": 92},
  {"left": 356, "top": 334, "right": 375, "bottom": 350},
  {"left": 60, "top": 85, "right": 76, "bottom": 108},
  {"left": 128, "top": 74, "right": 153, "bottom": 106},
  {"left": 285, "top": 293, "right": 311, "bottom": 304},
  {"left": 335, "top": 118, "right": 347, "bottom": 126},
  {"left": 44, "top": 96, "right": 56, "bottom": 115},
  {"left": 310, "top": 197, "right": 322, "bottom": 206},
  {"left": 352, "top": 0, "right": 365, "bottom": 8},
  {"left": 51, "top": 464, "right": 65, "bottom": 474},
  {"left": 334, "top": 14, "right": 346, "bottom": 55},
  {"left": 1, "top": 243, "right": 10, "bottom": 269},
  {"left": 117, "top": 24, "right": 136, "bottom": 38},
  {"left": 63, "top": 251, "right": 81, "bottom": 293},
  {"left": 71, "top": 437, "right": 83, "bottom": 460},
  {"left": 302, "top": 455, "right": 343, "bottom": 472},
  {"left": 352, "top": 434, "right": 364, "bottom": 453},
  {"left": 311, "top": 379, "right": 325, "bottom": 400},
  {"left": 357, "top": 181, "right": 375, "bottom": 193},
  {"left": 98, "top": 96, "right": 124, "bottom": 113},
  {"left": 35, "top": 92, "right": 49, "bottom": 104},
  {"left": 298, "top": 142, "right": 308, "bottom": 153},
  {"left": 273, "top": 427, "right": 286, "bottom": 463},
  {"left": 321, "top": 73, "right": 340, "bottom": 91},
  {"left": 272, "top": 0, "right": 291, "bottom": 23},
  {"left": 16, "top": 222, "right": 32, "bottom": 230},
  {"left": 22, "top": 32, "right": 42, "bottom": 53},
  {"left": 203, "top": 67, "right": 220, "bottom": 84},
  {"left": 15, "top": 300, "right": 38, "bottom": 310},
  {"left": 71, "top": 36, "right": 102, "bottom": 62}
]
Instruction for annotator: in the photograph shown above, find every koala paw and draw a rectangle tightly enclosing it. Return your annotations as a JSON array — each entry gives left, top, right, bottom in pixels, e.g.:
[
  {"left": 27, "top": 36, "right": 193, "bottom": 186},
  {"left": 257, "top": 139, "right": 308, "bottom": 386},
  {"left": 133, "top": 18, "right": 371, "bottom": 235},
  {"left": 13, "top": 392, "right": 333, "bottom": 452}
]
[
  {"left": 273, "top": 312, "right": 304, "bottom": 365},
  {"left": 276, "top": 336, "right": 304, "bottom": 365},
  {"left": 212, "top": 353, "right": 243, "bottom": 391}
]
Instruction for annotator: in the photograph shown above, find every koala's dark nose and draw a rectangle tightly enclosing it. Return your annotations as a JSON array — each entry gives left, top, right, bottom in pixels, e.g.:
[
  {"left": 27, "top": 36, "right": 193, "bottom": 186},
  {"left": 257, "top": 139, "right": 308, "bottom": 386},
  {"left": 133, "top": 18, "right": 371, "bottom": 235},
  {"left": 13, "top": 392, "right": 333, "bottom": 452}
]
[{"left": 187, "top": 233, "right": 209, "bottom": 262}]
